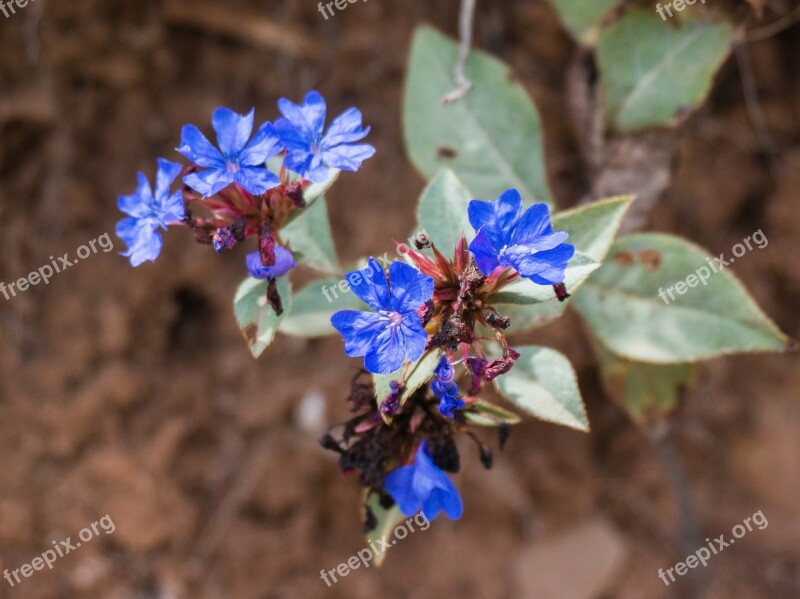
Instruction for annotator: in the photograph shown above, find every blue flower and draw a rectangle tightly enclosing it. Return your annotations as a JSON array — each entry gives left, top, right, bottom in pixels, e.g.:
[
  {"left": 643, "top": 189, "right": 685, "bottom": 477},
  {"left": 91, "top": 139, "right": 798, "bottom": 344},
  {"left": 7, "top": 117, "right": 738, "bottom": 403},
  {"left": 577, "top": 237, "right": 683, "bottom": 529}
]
[
  {"left": 468, "top": 189, "right": 575, "bottom": 285},
  {"left": 330, "top": 258, "right": 433, "bottom": 375},
  {"left": 116, "top": 158, "right": 185, "bottom": 267},
  {"left": 274, "top": 90, "right": 375, "bottom": 183},
  {"left": 384, "top": 441, "right": 463, "bottom": 521},
  {"left": 177, "top": 107, "right": 283, "bottom": 197},
  {"left": 245, "top": 247, "right": 296, "bottom": 280},
  {"left": 431, "top": 356, "right": 465, "bottom": 419}
]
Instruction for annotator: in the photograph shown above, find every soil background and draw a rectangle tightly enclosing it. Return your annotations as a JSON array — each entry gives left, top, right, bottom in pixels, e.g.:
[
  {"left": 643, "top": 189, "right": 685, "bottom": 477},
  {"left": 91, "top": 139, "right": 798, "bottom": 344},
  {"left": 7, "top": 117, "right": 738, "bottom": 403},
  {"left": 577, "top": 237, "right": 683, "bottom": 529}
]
[{"left": 0, "top": 1, "right": 799, "bottom": 598}]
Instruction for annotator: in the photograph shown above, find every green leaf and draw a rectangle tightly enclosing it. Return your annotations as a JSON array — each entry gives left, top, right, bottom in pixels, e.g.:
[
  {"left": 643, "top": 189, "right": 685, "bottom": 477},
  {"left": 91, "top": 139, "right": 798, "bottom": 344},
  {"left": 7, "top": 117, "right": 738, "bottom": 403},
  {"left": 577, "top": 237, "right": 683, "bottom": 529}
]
[
  {"left": 416, "top": 169, "right": 473, "bottom": 250},
  {"left": 464, "top": 399, "right": 522, "bottom": 426},
  {"left": 591, "top": 335, "right": 695, "bottom": 426},
  {"left": 282, "top": 195, "right": 340, "bottom": 272},
  {"left": 278, "top": 277, "right": 365, "bottom": 338},
  {"left": 233, "top": 276, "right": 292, "bottom": 358},
  {"left": 494, "top": 345, "right": 589, "bottom": 431},
  {"left": 492, "top": 196, "right": 633, "bottom": 332},
  {"left": 552, "top": 195, "right": 634, "bottom": 262},
  {"left": 596, "top": 10, "right": 734, "bottom": 131},
  {"left": 373, "top": 349, "right": 442, "bottom": 424},
  {"left": 549, "top": 0, "right": 619, "bottom": 45},
  {"left": 404, "top": 26, "right": 552, "bottom": 206},
  {"left": 491, "top": 251, "right": 598, "bottom": 306},
  {"left": 572, "top": 233, "right": 790, "bottom": 363},
  {"left": 363, "top": 491, "right": 407, "bottom": 567}
]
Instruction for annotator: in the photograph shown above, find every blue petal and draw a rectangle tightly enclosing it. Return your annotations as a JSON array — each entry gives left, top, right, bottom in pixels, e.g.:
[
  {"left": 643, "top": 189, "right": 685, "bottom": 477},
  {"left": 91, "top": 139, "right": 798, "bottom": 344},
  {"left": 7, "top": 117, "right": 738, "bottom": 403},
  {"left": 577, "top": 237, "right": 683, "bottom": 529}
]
[
  {"left": 234, "top": 166, "right": 280, "bottom": 195},
  {"left": 330, "top": 310, "right": 387, "bottom": 358},
  {"left": 467, "top": 189, "right": 521, "bottom": 246},
  {"left": 277, "top": 90, "right": 326, "bottom": 140},
  {"left": 116, "top": 216, "right": 142, "bottom": 245},
  {"left": 183, "top": 168, "right": 235, "bottom": 197},
  {"left": 468, "top": 229, "right": 502, "bottom": 276},
  {"left": 283, "top": 150, "right": 329, "bottom": 183},
  {"left": 281, "top": 149, "right": 315, "bottom": 177},
  {"left": 426, "top": 485, "right": 463, "bottom": 520},
  {"left": 322, "top": 107, "right": 370, "bottom": 146},
  {"left": 274, "top": 118, "right": 313, "bottom": 151},
  {"left": 388, "top": 261, "right": 434, "bottom": 313},
  {"left": 239, "top": 122, "right": 284, "bottom": 166},
  {"left": 363, "top": 324, "right": 409, "bottom": 374},
  {"left": 398, "top": 313, "right": 428, "bottom": 363},
  {"left": 120, "top": 222, "right": 163, "bottom": 267},
  {"left": 154, "top": 158, "right": 182, "bottom": 203},
  {"left": 177, "top": 125, "right": 226, "bottom": 168},
  {"left": 117, "top": 173, "right": 154, "bottom": 218},
  {"left": 321, "top": 143, "right": 376, "bottom": 172},
  {"left": 347, "top": 257, "right": 392, "bottom": 311},
  {"left": 212, "top": 107, "right": 254, "bottom": 157},
  {"left": 384, "top": 465, "right": 422, "bottom": 517},
  {"left": 411, "top": 448, "right": 443, "bottom": 498},
  {"left": 159, "top": 190, "right": 186, "bottom": 223},
  {"left": 510, "top": 203, "right": 568, "bottom": 251},
  {"left": 506, "top": 242, "right": 575, "bottom": 285}
]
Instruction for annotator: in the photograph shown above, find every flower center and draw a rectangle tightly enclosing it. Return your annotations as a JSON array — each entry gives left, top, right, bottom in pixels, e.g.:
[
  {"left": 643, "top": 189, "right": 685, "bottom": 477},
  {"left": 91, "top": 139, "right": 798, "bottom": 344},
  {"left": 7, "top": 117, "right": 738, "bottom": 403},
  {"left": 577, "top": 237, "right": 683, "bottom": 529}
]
[{"left": 381, "top": 310, "right": 403, "bottom": 328}]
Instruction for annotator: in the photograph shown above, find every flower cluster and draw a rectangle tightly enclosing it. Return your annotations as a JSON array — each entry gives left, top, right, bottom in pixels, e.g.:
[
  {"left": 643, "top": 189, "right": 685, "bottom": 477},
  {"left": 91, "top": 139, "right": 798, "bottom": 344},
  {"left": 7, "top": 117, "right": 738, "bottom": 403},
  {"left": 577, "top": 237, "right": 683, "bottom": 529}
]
[
  {"left": 116, "top": 91, "right": 375, "bottom": 311},
  {"left": 325, "top": 190, "right": 574, "bottom": 528}
]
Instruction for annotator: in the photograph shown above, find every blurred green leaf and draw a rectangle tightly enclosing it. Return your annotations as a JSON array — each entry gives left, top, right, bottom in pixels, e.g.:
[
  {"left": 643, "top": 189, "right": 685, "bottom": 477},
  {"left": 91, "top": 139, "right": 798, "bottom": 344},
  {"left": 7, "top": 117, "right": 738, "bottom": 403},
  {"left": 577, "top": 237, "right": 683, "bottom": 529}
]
[
  {"left": 549, "top": 0, "right": 619, "bottom": 44},
  {"left": 552, "top": 195, "right": 634, "bottom": 262},
  {"left": 279, "top": 277, "right": 365, "bottom": 338},
  {"left": 591, "top": 335, "right": 695, "bottom": 426},
  {"left": 494, "top": 345, "right": 589, "bottom": 431},
  {"left": 363, "top": 491, "right": 406, "bottom": 567},
  {"left": 404, "top": 26, "right": 552, "bottom": 206},
  {"left": 416, "top": 169, "right": 473, "bottom": 250},
  {"left": 573, "top": 233, "right": 790, "bottom": 362},
  {"left": 596, "top": 10, "right": 733, "bottom": 131},
  {"left": 233, "top": 276, "right": 292, "bottom": 358},
  {"left": 282, "top": 195, "right": 340, "bottom": 272}
]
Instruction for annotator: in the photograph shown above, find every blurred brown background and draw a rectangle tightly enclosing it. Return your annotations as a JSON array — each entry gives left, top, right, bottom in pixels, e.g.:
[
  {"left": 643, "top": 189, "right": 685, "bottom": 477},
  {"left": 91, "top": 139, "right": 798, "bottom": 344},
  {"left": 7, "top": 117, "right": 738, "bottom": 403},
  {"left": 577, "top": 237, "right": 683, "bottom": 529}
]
[{"left": 0, "top": 1, "right": 798, "bottom": 598}]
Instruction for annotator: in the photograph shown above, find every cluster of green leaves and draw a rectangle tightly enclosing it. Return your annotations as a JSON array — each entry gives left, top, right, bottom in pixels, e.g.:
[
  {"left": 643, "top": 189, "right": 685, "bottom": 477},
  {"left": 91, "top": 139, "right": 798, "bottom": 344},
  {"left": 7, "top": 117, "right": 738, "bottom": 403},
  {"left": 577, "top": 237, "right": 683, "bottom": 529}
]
[{"left": 400, "top": 25, "right": 787, "bottom": 430}]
